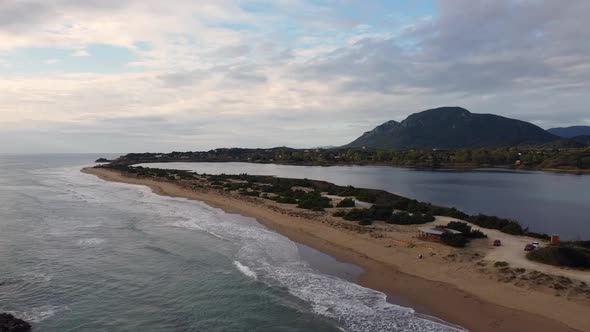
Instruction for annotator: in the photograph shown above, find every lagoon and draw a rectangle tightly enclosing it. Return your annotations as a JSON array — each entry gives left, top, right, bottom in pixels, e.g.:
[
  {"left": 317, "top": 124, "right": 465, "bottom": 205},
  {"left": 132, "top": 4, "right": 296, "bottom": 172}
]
[{"left": 141, "top": 162, "right": 590, "bottom": 240}]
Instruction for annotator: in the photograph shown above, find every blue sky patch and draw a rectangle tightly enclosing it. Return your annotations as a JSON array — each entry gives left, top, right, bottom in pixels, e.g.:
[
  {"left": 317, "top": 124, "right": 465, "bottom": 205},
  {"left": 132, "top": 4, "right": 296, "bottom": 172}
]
[{"left": 2, "top": 44, "right": 142, "bottom": 76}]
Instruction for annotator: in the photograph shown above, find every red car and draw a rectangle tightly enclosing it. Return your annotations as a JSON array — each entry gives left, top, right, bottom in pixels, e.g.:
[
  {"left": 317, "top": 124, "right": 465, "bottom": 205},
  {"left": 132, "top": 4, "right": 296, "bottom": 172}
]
[
  {"left": 493, "top": 240, "right": 502, "bottom": 247},
  {"left": 524, "top": 244, "right": 535, "bottom": 251}
]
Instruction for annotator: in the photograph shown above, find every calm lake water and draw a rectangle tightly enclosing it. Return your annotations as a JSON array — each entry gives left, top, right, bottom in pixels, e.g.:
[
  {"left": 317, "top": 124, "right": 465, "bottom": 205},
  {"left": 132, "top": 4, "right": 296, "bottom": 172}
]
[
  {"left": 0, "top": 155, "right": 461, "bottom": 332},
  {"left": 141, "top": 162, "right": 590, "bottom": 240}
]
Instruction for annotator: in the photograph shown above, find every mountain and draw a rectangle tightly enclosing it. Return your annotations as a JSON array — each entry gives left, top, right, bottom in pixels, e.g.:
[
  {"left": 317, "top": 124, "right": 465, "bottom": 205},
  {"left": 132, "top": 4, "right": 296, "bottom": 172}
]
[
  {"left": 547, "top": 126, "right": 590, "bottom": 138},
  {"left": 343, "top": 107, "right": 560, "bottom": 150}
]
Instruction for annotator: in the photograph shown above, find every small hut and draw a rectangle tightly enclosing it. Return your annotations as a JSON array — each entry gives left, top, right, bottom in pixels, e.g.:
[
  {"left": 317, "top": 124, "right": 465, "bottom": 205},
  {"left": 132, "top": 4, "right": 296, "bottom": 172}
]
[{"left": 418, "top": 227, "right": 462, "bottom": 242}]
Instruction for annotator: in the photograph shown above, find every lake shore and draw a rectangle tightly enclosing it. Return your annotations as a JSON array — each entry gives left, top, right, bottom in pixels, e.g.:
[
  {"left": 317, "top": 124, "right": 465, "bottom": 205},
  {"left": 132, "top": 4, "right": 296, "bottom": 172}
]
[
  {"left": 82, "top": 167, "right": 589, "bottom": 332},
  {"left": 122, "top": 159, "right": 590, "bottom": 175}
]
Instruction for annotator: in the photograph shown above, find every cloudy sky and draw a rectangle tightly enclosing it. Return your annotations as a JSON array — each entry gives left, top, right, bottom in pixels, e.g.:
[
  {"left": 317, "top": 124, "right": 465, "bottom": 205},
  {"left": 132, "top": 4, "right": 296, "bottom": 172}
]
[{"left": 1, "top": 0, "right": 589, "bottom": 153}]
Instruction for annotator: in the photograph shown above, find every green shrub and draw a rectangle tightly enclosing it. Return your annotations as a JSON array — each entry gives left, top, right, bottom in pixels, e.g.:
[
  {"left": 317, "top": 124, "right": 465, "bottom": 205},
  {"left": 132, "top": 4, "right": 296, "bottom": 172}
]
[
  {"left": 369, "top": 205, "right": 394, "bottom": 220},
  {"left": 386, "top": 211, "right": 434, "bottom": 225},
  {"left": 441, "top": 233, "right": 469, "bottom": 248},
  {"left": 494, "top": 261, "right": 509, "bottom": 267},
  {"left": 468, "top": 214, "right": 524, "bottom": 235},
  {"left": 354, "top": 191, "right": 377, "bottom": 203},
  {"left": 500, "top": 223, "right": 524, "bottom": 235},
  {"left": 336, "top": 198, "right": 355, "bottom": 208},
  {"left": 275, "top": 196, "right": 298, "bottom": 204},
  {"left": 337, "top": 186, "right": 357, "bottom": 197},
  {"left": 342, "top": 208, "right": 374, "bottom": 221},
  {"left": 297, "top": 191, "right": 332, "bottom": 211},
  {"left": 446, "top": 221, "right": 472, "bottom": 234},
  {"left": 527, "top": 246, "right": 590, "bottom": 269},
  {"left": 239, "top": 190, "right": 260, "bottom": 197},
  {"left": 333, "top": 211, "right": 347, "bottom": 217},
  {"left": 446, "top": 221, "right": 487, "bottom": 239}
]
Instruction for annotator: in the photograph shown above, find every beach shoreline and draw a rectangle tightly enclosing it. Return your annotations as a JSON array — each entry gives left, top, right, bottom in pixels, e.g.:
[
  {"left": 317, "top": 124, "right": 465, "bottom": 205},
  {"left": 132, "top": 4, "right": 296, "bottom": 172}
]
[{"left": 82, "top": 167, "right": 588, "bottom": 332}]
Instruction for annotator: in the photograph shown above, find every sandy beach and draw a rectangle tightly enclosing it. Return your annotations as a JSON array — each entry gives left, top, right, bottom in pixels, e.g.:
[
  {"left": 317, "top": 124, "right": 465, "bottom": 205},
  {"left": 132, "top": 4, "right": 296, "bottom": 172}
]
[{"left": 82, "top": 167, "right": 589, "bottom": 332}]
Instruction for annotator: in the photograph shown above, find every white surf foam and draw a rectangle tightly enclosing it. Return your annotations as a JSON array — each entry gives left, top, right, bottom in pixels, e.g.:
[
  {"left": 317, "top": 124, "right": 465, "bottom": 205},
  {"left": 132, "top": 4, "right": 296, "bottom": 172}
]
[
  {"left": 170, "top": 219, "right": 229, "bottom": 241},
  {"left": 6, "top": 305, "right": 67, "bottom": 323},
  {"left": 233, "top": 261, "right": 258, "bottom": 280},
  {"left": 59, "top": 165, "right": 466, "bottom": 332},
  {"left": 77, "top": 238, "right": 106, "bottom": 246}
]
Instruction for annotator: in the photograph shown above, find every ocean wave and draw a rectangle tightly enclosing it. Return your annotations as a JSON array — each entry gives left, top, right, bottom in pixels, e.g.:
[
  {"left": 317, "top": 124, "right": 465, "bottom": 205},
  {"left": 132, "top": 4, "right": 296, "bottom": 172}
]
[
  {"left": 263, "top": 267, "right": 465, "bottom": 332},
  {"left": 77, "top": 238, "right": 106, "bottom": 246},
  {"left": 22, "top": 272, "right": 53, "bottom": 283},
  {"left": 170, "top": 219, "right": 229, "bottom": 241},
  {"left": 225, "top": 222, "right": 465, "bottom": 331},
  {"left": 142, "top": 196, "right": 464, "bottom": 331},
  {"left": 61, "top": 165, "right": 465, "bottom": 331},
  {"left": 0, "top": 273, "right": 53, "bottom": 290},
  {"left": 6, "top": 305, "right": 68, "bottom": 323},
  {"left": 233, "top": 261, "right": 258, "bottom": 280}
]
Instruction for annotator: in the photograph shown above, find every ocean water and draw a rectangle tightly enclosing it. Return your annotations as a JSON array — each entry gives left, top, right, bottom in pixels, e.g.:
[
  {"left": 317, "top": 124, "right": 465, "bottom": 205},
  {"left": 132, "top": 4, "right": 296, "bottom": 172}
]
[
  {"left": 141, "top": 162, "right": 590, "bottom": 240},
  {"left": 0, "top": 155, "right": 463, "bottom": 332}
]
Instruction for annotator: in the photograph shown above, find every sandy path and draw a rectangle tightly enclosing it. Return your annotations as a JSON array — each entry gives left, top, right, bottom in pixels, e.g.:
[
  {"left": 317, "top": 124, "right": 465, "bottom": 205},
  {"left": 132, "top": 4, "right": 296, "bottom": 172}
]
[{"left": 434, "top": 217, "right": 590, "bottom": 283}]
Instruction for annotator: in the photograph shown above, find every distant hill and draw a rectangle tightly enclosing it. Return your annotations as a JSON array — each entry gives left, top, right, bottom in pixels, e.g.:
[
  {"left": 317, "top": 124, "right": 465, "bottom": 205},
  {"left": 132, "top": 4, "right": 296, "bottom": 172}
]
[
  {"left": 547, "top": 126, "right": 590, "bottom": 138},
  {"left": 343, "top": 107, "right": 560, "bottom": 150}
]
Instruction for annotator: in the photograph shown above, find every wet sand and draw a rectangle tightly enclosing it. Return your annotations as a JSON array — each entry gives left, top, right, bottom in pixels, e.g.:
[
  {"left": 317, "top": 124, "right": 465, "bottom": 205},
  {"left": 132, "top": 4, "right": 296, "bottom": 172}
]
[{"left": 82, "top": 167, "right": 588, "bottom": 332}]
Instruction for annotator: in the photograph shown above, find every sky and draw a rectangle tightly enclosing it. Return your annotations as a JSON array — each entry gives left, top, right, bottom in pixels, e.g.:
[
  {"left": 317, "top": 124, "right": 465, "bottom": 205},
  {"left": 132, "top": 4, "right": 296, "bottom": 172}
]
[{"left": 1, "top": 0, "right": 589, "bottom": 153}]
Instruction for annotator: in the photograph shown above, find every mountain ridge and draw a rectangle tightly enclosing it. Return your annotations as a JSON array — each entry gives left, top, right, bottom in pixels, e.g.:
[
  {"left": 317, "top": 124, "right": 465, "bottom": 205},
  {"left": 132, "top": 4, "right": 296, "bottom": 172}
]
[
  {"left": 343, "top": 107, "right": 560, "bottom": 150},
  {"left": 547, "top": 126, "right": 590, "bottom": 138}
]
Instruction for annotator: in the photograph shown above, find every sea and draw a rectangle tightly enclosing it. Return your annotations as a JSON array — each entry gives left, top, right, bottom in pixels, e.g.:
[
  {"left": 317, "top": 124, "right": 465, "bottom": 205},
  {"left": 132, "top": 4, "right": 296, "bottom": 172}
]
[{"left": 0, "top": 154, "right": 464, "bottom": 332}]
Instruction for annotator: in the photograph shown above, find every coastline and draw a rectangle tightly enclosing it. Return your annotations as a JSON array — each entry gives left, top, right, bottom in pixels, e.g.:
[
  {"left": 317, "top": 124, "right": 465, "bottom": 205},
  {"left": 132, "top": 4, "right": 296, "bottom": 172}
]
[{"left": 82, "top": 167, "right": 588, "bottom": 332}]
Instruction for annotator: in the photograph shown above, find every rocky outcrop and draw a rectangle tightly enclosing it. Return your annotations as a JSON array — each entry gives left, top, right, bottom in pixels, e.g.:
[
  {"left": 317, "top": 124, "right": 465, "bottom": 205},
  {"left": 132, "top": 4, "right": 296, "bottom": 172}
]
[{"left": 0, "top": 313, "right": 31, "bottom": 332}]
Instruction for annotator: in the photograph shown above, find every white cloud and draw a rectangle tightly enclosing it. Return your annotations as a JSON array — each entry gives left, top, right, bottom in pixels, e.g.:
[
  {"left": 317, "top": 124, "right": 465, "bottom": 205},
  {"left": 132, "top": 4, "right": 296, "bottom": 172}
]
[
  {"left": 0, "top": 1, "right": 589, "bottom": 153},
  {"left": 71, "top": 49, "right": 90, "bottom": 57}
]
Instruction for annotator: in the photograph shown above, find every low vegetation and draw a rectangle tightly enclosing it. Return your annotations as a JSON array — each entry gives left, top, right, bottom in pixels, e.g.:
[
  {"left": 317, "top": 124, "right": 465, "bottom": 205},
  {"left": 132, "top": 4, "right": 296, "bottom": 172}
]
[
  {"left": 386, "top": 211, "right": 436, "bottom": 225},
  {"left": 527, "top": 244, "right": 590, "bottom": 269},
  {"left": 336, "top": 198, "right": 355, "bottom": 208},
  {"left": 112, "top": 146, "right": 590, "bottom": 171},
  {"left": 446, "top": 221, "right": 487, "bottom": 239},
  {"left": 100, "top": 164, "right": 562, "bottom": 240},
  {"left": 296, "top": 191, "right": 332, "bottom": 211},
  {"left": 239, "top": 189, "right": 261, "bottom": 197},
  {"left": 466, "top": 214, "right": 523, "bottom": 235},
  {"left": 438, "top": 222, "right": 488, "bottom": 248},
  {"left": 333, "top": 206, "right": 435, "bottom": 225},
  {"left": 441, "top": 233, "right": 470, "bottom": 248}
]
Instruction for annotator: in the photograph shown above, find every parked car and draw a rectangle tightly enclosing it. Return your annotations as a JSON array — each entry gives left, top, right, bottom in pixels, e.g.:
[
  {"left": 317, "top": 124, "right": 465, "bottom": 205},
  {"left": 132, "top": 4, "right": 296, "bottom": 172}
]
[
  {"left": 493, "top": 240, "right": 502, "bottom": 247},
  {"left": 524, "top": 244, "right": 535, "bottom": 251},
  {"left": 532, "top": 242, "right": 540, "bottom": 249}
]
